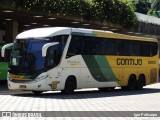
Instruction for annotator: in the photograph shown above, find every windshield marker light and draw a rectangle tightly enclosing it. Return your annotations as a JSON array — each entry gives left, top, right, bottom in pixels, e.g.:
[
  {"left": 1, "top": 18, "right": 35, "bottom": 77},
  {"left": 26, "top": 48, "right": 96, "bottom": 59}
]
[
  {"left": 2, "top": 10, "right": 14, "bottom": 13},
  {"left": 34, "top": 16, "right": 43, "bottom": 18},
  {"left": 24, "top": 25, "right": 30, "bottom": 27},
  {"left": 5, "top": 19, "right": 12, "bottom": 21},
  {"left": 43, "top": 25, "right": 50, "bottom": 27},
  {"left": 48, "top": 17, "right": 56, "bottom": 20},
  {"left": 31, "top": 23, "right": 38, "bottom": 25}
]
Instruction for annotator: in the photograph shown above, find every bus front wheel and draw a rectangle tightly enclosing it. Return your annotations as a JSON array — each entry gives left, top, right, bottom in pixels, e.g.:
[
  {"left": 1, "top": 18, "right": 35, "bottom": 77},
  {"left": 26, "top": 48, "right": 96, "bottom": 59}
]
[{"left": 61, "top": 76, "right": 76, "bottom": 94}]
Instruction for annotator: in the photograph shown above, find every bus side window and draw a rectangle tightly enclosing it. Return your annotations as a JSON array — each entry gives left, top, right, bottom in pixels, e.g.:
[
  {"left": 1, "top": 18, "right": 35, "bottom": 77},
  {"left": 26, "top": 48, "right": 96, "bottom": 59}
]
[
  {"left": 66, "top": 36, "right": 82, "bottom": 58},
  {"left": 115, "top": 40, "right": 127, "bottom": 56},
  {"left": 150, "top": 42, "right": 158, "bottom": 56},
  {"left": 128, "top": 41, "right": 140, "bottom": 56},
  {"left": 51, "top": 35, "right": 68, "bottom": 52},
  {"left": 46, "top": 47, "right": 55, "bottom": 69},
  {"left": 95, "top": 38, "right": 102, "bottom": 55},
  {"left": 140, "top": 42, "right": 150, "bottom": 56},
  {"left": 46, "top": 45, "right": 60, "bottom": 69},
  {"left": 105, "top": 39, "right": 115, "bottom": 55},
  {"left": 84, "top": 37, "right": 99, "bottom": 55}
]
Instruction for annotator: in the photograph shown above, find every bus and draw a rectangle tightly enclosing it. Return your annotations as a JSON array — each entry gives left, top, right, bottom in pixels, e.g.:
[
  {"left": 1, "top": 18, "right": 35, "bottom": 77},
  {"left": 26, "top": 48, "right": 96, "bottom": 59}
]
[
  {"left": 0, "top": 43, "right": 11, "bottom": 82},
  {"left": 1, "top": 27, "right": 158, "bottom": 94}
]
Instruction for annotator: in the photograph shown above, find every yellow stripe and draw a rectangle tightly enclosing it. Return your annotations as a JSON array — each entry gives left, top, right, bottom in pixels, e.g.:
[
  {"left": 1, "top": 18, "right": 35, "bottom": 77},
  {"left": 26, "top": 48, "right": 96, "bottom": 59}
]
[
  {"left": 92, "top": 30, "right": 157, "bottom": 42},
  {"left": 10, "top": 73, "right": 31, "bottom": 80}
]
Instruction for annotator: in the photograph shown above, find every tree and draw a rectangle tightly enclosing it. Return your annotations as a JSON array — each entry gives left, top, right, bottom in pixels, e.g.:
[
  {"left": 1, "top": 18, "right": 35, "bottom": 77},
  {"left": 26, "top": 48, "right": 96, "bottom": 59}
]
[
  {"left": 21, "top": 0, "right": 138, "bottom": 28},
  {"left": 135, "top": 0, "right": 151, "bottom": 14},
  {"left": 148, "top": 0, "right": 160, "bottom": 18}
]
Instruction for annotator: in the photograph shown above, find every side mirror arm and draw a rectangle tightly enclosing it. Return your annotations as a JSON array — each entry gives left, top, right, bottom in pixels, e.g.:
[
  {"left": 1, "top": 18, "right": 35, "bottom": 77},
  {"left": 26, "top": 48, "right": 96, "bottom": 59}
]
[
  {"left": 1, "top": 43, "right": 13, "bottom": 57},
  {"left": 42, "top": 42, "right": 59, "bottom": 57}
]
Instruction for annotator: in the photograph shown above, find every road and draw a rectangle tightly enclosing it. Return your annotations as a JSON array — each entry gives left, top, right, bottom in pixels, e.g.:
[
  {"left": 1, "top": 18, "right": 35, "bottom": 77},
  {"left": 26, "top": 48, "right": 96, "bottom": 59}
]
[{"left": 0, "top": 82, "right": 160, "bottom": 119}]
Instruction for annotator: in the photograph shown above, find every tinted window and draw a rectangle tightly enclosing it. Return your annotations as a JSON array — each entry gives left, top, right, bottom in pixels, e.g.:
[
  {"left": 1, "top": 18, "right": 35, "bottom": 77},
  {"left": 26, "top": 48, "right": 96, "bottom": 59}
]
[
  {"left": 67, "top": 35, "right": 158, "bottom": 57},
  {"left": 46, "top": 35, "right": 68, "bottom": 68},
  {"left": 84, "top": 37, "right": 101, "bottom": 55},
  {"left": 140, "top": 42, "right": 150, "bottom": 56},
  {"left": 50, "top": 35, "right": 68, "bottom": 52},
  {"left": 67, "top": 36, "right": 83, "bottom": 57},
  {"left": 150, "top": 42, "right": 158, "bottom": 56},
  {"left": 46, "top": 44, "right": 60, "bottom": 69},
  {"left": 128, "top": 41, "right": 140, "bottom": 56},
  {"left": 115, "top": 40, "right": 128, "bottom": 56},
  {"left": 103, "top": 39, "right": 115, "bottom": 55}
]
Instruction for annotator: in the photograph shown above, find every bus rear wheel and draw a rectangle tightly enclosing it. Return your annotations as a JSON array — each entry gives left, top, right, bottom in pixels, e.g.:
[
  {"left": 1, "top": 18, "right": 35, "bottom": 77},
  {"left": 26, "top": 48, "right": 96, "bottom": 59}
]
[
  {"left": 61, "top": 77, "right": 76, "bottom": 94},
  {"left": 136, "top": 75, "right": 145, "bottom": 90},
  {"left": 121, "top": 86, "right": 128, "bottom": 90},
  {"left": 127, "top": 75, "right": 136, "bottom": 90}
]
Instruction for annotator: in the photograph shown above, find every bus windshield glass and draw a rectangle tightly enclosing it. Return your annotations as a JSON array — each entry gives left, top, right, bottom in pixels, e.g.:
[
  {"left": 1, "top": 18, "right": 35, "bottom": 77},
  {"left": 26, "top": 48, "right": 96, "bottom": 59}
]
[{"left": 10, "top": 35, "right": 68, "bottom": 74}]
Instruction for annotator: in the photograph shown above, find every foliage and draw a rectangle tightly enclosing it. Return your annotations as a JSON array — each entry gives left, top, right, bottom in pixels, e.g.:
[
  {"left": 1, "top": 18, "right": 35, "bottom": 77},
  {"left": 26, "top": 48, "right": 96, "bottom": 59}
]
[
  {"left": 21, "top": 0, "right": 137, "bottom": 28},
  {"left": 148, "top": 0, "right": 160, "bottom": 18},
  {"left": 90, "top": 0, "right": 137, "bottom": 27},
  {"left": 134, "top": 0, "right": 151, "bottom": 14}
]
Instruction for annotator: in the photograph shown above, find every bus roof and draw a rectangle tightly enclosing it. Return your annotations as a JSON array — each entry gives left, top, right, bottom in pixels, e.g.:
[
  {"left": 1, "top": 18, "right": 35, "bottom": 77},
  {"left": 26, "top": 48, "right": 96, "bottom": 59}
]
[
  {"left": 16, "top": 27, "right": 157, "bottom": 42},
  {"left": 16, "top": 27, "right": 71, "bottom": 39}
]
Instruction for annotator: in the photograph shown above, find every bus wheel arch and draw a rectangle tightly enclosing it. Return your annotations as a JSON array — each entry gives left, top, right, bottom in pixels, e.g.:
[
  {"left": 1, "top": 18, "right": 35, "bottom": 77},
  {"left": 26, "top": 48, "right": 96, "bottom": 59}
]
[
  {"left": 127, "top": 74, "right": 137, "bottom": 90},
  {"left": 61, "top": 75, "right": 77, "bottom": 94},
  {"left": 136, "top": 74, "right": 146, "bottom": 90}
]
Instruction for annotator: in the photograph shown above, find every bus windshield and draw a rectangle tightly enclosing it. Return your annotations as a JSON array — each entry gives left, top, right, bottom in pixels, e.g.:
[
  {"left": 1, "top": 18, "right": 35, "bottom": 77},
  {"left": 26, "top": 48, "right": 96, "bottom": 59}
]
[
  {"left": 10, "top": 39, "right": 48, "bottom": 74},
  {"left": 9, "top": 35, "right": 68, "bottom": 74}
]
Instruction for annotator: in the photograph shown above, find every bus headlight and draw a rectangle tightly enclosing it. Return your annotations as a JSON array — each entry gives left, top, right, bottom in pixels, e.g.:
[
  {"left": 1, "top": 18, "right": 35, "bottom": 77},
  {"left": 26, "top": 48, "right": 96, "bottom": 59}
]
[{"left": 7, "top": 72, "right": 12, "bottom": 81}]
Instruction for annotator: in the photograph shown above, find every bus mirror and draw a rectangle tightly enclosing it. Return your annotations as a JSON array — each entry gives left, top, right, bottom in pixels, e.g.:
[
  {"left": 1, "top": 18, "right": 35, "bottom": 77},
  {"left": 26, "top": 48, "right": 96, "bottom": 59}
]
[
  {"left": 1, "top": 43, "right": 13, "bottom": 58},
  {"left": 42, "top": 42, "right": 59, "bottom": 57}
]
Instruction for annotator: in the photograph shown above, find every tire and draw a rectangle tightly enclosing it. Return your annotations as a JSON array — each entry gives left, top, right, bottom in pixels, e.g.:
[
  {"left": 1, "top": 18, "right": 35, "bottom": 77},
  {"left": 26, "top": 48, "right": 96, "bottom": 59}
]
[
  {"left": 61, "top": 77, "right": 76, "bottom": 94},
  {"left": 121, "top": 86, "right": 128, "bottom": 90},
  {"left": 108, "top": 87, "right": 115, "bottom": 91},
  {"left": 98, "top": 87, "right": 115, "bottom": 92},
  {"left": 136, "top": 75, "right": 145, "bottom": 90},
  {"left": 32, "top": 91, "right": 43, "bottom": 95},
  {"left": 98, "top": 88, "right": 108, "bottom": 92},
  {"left": 127, "top": 75, "right": 137, "bottom": 90}
]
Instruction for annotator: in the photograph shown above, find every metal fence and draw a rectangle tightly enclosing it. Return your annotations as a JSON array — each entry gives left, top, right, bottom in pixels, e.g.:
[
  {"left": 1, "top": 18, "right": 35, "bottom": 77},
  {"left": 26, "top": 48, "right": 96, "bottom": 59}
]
[{"left": 135, "top": 13, "right": 160, "bottom": 36}]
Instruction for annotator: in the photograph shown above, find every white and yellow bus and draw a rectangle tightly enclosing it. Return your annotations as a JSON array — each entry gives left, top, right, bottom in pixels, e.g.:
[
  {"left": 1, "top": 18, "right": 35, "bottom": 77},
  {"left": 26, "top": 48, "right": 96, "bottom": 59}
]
[{"left": 2, "top": 27, "right": 158, "bottom": 94}]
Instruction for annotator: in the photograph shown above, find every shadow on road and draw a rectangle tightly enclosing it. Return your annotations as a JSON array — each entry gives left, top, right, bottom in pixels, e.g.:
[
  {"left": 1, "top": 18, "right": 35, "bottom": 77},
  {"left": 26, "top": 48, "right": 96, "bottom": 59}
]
[
  {"left": 16, "top": 88, "right": 160, "bottom": 99},
  {"left": 1, "top": 80, "right": 160, "bottom": 99},
  {"left": 0, "top": 83, "right": 160, "bottom": 99}
]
